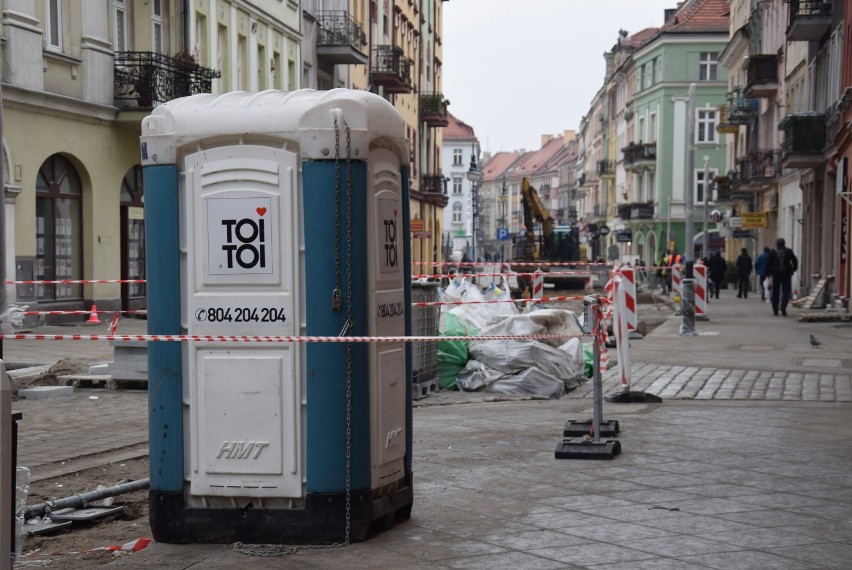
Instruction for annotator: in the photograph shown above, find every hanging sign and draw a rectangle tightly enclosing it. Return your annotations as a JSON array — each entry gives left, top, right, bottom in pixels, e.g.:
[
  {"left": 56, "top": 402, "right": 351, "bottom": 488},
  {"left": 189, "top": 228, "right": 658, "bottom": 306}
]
[{"left": 741, "top": 212, "right": 766, "bottom": 229}]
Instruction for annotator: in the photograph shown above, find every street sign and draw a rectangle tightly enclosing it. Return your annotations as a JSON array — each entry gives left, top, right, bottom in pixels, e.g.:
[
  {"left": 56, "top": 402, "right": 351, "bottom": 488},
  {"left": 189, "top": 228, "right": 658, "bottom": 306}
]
[
  {"left": 729, "top": 216, "right": 742, "bottom": 228},
  {"left": 741, "top": 212, "right": 766, "bottom": 229},
  {"left": 733, "top": 229, "right": 751, "bottom": 238},
  {"left": 496, "top": 228, "right": 509, "bottom": 241}
]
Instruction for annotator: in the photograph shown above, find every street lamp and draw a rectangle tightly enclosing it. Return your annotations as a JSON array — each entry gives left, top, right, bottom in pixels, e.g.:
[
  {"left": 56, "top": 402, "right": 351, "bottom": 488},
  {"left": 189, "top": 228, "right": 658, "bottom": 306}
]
[
  {"left": 466, "top": 153, "right": 483, "bottom": 263},
  {"left": 702, "top": 154, "right": 710, "bottom": 260},
  {"left": 499, "top": 175, "right": 508, "bottom": 263}
]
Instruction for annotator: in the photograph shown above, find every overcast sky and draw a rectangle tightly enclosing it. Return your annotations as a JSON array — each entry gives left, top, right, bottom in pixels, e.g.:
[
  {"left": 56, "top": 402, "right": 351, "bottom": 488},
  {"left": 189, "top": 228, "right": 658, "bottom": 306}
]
[{"left": 443, "top": 0, "right": 679, "bottom": 154}]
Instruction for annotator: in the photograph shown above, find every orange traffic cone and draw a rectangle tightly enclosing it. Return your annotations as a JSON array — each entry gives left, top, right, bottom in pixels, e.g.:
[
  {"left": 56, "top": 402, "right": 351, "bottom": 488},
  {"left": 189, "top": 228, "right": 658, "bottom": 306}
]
[{"left": 86, "top": 304, "right": 101, "bottom": 325}]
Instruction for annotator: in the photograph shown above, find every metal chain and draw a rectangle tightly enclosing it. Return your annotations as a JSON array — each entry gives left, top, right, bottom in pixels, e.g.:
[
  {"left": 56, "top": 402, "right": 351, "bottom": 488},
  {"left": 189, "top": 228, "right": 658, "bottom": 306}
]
[
  {"left": 343, "top": 120, "right": 354, "bottom": 545},
  {"left": 232, "top": 120, "right": 353, "bottom": 558},
  {"left": 332, "top": 119, "right": 343, "bottom": 311}
]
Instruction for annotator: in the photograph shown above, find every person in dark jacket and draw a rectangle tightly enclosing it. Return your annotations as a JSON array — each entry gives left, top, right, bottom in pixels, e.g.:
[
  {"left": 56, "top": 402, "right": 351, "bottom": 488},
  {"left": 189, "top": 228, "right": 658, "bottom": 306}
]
[
  {"left": 766, "top": 237, "right": 799, "bottom": 316},
  {"left": 736, "top": 248, "right": 753, "bottom": 298},
  {"left": 707, "top": 250, "right": 726, "bottom": 299},
  {"left": 754, "top": 246, "right": 771, "bottom": 301}
]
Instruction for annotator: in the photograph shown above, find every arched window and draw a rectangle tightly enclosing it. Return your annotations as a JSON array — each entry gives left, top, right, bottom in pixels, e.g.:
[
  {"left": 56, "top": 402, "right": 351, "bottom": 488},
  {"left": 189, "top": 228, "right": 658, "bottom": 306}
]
[
  {"left": 120, "top": 166, "right": 146, "bottom": 308},
  {"left": 36, "top": 154, "right": 82, "bottom": 301}
]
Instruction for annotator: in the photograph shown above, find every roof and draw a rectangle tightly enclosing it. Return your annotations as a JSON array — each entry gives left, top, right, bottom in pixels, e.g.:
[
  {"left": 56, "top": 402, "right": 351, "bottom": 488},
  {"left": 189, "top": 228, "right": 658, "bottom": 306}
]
[
  {"left": 481, "top": 151, "right": 522, "bottom": 182},
  {"left": 442, "top": 112, "right": 476, "bottom": 141},
  {"left": 618, "top": 27, "right": 660, "bottom": 50},
  {"left": 508, "top": 136, "right": 568, "bottom": 178},
  {"left": 659, "top": 0, "right": 729, "bottom": 35}
]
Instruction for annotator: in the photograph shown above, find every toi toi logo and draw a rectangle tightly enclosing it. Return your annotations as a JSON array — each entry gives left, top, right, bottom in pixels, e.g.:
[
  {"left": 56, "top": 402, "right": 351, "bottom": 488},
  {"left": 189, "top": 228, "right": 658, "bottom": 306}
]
[{"left": 220, "top": 211, "right": 266, "bottom": 269}]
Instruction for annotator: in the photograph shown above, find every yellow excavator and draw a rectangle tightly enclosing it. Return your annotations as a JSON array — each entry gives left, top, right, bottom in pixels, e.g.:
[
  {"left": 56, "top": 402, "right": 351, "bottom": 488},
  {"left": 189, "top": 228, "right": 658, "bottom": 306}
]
[{"left": 511, "top": 177, "right": 582, "bottom": 295}]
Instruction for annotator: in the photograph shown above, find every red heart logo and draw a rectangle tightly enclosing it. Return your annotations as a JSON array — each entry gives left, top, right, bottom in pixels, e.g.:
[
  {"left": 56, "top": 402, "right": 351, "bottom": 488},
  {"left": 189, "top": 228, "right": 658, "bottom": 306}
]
[{"left": 256, "top": 207, "right": 267, "bottom": 217}]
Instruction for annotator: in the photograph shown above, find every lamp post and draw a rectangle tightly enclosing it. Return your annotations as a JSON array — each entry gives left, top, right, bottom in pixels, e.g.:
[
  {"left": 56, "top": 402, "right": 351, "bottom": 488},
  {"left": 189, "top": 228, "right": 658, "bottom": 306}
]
[
  {"left": 466, "top": 154, "right": 483, "bottom": 263},
  {"left": 499, "top": 175, "right": 508, "bottom": 263},
  {"left": 702, "top": 154, "right": 710, "bottom": 260}
]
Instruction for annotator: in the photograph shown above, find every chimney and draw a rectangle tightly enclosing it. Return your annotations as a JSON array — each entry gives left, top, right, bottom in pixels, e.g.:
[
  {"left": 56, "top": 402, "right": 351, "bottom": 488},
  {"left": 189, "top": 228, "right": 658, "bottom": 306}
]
[
  {"left": 563, "top": 130, "right": 577, "bottom": 143},
  {"left": 541, "top": 134, "right": 553, "bottom": 147},
  {"left": 664, "top": 8, "right": 677, "bottom": 22}
]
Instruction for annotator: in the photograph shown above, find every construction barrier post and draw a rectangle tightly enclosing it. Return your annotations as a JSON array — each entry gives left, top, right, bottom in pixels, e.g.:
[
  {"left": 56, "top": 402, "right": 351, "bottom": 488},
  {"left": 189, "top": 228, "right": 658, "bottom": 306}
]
[
  {"left": 556, "top": 295, "right": 621, "bottom": 459},
  {"left": 694, "top": 264, "right": 709, "bottom": 321},
  {"left": 619, "top": 267, "right": 641, "bottom": 337}
]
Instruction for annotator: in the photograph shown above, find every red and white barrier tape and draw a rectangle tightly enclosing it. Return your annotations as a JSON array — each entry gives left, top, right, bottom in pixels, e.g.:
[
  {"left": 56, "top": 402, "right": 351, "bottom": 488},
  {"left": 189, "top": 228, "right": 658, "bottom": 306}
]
[
  {"left": 414, "top": 270, "right": 592, "bottom": 280},
  {"left": 413, "top": 261, "right": 611, "bottom": 268},
  {"left": 8, "top": 279, "right": 146, "bottom": 285},
  {"left": 0, "top": 333, "right": 585, "bottom": 343},
  {"left": 411, "top": 295, "right": 584, "bottom": 307},
  {"left": 23, "top": 309, "right": 146, "bottom": 316}
]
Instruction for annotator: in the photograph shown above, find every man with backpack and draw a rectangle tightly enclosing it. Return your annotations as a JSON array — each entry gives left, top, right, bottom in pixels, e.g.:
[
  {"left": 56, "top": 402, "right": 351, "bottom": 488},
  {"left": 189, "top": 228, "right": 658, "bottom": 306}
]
[{"left": 766, "top": 238, "right": 798, "bottom": 316}]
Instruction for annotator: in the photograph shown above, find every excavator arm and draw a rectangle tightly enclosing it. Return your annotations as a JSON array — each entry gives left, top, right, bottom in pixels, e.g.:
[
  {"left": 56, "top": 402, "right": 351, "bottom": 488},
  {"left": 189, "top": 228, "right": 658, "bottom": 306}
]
[{"left": 520, "top": 177, "right": 554, "bottom": 260}]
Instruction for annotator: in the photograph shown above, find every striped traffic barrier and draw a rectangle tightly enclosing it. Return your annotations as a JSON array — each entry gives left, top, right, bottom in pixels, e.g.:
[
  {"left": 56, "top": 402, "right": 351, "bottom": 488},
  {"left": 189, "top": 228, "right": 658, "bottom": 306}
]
[
  {"left": 532, "top": 269, "right": 544, "bottom": 304},
  {"left": 672, "top": 264, "right": 683, "bottom": 297},
  {"left": 694, "top": 263, "right": 709, "bottom": 320},
  {"left": 619, "top": 266, "right": 639, "bottom": 333}
]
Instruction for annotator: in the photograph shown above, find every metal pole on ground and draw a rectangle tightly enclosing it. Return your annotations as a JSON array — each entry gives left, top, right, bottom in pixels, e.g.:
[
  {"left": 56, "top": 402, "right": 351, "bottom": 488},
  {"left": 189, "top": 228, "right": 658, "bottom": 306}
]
[
  {"left": 2, "top": 362, "right": 12, "bottom": 570},
  {"left": 680, "top": 278, "right": 696, "bottom": 336},
  {"left": 556, "top": 296, "right": 621, "bottom": 459}
]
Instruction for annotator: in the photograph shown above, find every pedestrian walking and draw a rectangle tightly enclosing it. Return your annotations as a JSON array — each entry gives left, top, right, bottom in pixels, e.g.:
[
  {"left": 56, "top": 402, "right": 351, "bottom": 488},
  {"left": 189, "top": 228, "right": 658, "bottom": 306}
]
[
  {"left": 736, "top": 248, "right": 753, "bottom": 298},
  {"left": 657, "top": 251, "right": 670, "bottom": 294},
  {"left": 766, "top": 238, "right": 798, "bottom": 316},
  {"left": 754, "top": 246, "right": 771, "bottom": 301},
  {"left": 707, "top": 250, "right": 726, "bottom": 300}
]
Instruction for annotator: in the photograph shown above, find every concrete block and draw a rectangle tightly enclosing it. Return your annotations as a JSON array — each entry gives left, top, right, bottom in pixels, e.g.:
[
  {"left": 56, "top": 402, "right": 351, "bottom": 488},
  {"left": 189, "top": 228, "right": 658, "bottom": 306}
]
[{"left": 18, "top": 386, "right": 74, "bottom": 400}]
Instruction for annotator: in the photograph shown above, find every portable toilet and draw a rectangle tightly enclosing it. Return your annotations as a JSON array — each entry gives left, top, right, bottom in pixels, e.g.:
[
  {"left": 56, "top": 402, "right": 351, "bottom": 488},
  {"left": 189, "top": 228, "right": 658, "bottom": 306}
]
[{"left": 141, "top": 89, "right": 413, "bottom": 544}]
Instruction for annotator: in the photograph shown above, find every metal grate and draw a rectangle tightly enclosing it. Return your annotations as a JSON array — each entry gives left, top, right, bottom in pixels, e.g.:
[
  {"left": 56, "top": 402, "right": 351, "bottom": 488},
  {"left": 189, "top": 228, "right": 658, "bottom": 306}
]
[{"left": 411, "top": 282, "right": 440, "bottom": 392}]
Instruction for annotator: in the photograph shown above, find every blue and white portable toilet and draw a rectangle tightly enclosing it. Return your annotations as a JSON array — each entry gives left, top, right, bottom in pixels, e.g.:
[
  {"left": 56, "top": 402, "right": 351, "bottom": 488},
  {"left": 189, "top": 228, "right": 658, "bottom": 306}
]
[{"left": 141, "top": 89, "right": 412, "bottom": 544}]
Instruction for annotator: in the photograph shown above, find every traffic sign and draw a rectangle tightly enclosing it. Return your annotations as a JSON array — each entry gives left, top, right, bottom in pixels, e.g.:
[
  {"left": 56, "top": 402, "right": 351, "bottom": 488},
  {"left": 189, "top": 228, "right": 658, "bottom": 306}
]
[{"left": 497, "top": 228, "right": 509, "bottom": 241}]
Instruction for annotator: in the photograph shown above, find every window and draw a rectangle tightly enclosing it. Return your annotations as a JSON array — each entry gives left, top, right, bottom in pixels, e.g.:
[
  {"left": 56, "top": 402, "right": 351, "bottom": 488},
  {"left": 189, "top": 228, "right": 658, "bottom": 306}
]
[
  {"left": 114, "top": 0, "right": 127, "bottom": 51},
  {"left": 649, "top": 171, "right": 656, "bottom": 202},
  {"left": 452, "top": 202, "right": 463, "bottom": 224},
  {"left": 696, "top": 168, "right": 718, "bottom": 203},
  {"left": 120, "top": 166, "right": 146, "bottom": 303},
  {"left": 151, "top": 0, "right": 163, "bottom": 53},
  {"left": 45, "top": 0, "right": 62, "bottom": 50},
  {"left": 36, "top": 155, "right": 83, "bottom": 302},
  {"left": 452, "top": 176, "right": 462, "bottom": 195},
  {"left": 650, "top": 57, "right": 658, "bottom": 85},
  {"left": 453, "top": 148, "right": 463, "bottom": 166},
  {"left": 697, "top": 109, "right": 718, "bottom": 144},
  {"left": 649, "top": 113, "right": 657, "bottom": 143},
  {"left": 699, "top": 52, "right": 718, "bottom": 81}
]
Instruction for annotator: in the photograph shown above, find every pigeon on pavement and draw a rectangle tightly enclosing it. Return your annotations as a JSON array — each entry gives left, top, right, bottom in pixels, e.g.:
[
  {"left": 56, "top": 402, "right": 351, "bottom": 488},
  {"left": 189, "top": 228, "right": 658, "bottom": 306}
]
[{"left": 810, "top": 334, "right": 822, "bottom": 349}]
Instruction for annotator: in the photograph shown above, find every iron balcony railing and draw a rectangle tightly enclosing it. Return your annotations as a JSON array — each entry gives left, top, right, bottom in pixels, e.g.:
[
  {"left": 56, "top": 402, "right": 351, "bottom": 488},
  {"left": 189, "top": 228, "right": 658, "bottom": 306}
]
[
  {"left": 316, "top": 10, "right": 367, "bottom": 50},
  {"left": 787, "top": 0, "right": 832, "bottom": 41},
  {"left": 597, "top": 160, "right": 615, "bottom": 176},
  {"left": 622, "top": 142, "right": 657, "bottom": 166},
  {"left": 114, "top": 51, "right": 220, "bottom": 109},
  {"left": 745, "top": 55, "right": 778, "bottom": 97},
  {"left": 370, "top": 45, "right": 413, "bottom": 93},
  {"left": 737, "top": 150, "right": 781, "bottom": 186},
  {"left": 780, "top": 112, "right": 826, "bottom": 156},
  {"left": 421, "top": 173, "right": 446, "bottom": 194},
  {"left": 420, "top": 93, "right": 449, "bottom": 127}
]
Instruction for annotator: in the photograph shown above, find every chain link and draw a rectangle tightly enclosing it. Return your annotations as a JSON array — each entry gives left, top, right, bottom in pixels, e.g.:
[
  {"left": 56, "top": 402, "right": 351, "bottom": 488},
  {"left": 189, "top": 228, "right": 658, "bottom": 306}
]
[{"left": 332, "top": 119, "right": 343, "bottom": 310}]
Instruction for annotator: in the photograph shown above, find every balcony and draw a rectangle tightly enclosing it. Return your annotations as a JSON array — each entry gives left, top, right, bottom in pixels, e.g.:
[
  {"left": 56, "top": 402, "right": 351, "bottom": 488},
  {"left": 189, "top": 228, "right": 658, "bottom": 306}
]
[
  {"left": 420, "top": 93, "right": 449, "bottom": 127},
  {"left": 316, "top": 11, "right": 368, "bottom": 65},
  {"left": 618, "top": 202, "right": 654, "bottom": 220},
  {"left": 421, "top": 172, "right": 446, "bottom": 194},
  {"left": 737, "top": 150, "right": 781, "bottom": 189},
  {"left": 114, "top": 51, "right": 221, "bottom": 109},
  {"left": 713, "top": 175, "right": 734, "bottom": 201},
  {"left": 744, "top": 54, "right": 778, "bottom": 99},
  {"left": 780, "top": 112, "right": 826, "bottom": 169},
  {"left": 622, "top": 142, "right": 657, "bottom": 172},
  {"left": 787, "top": 0, "right": 832, "bottom": 42},
  {"left": 597, "top": 160, "right": 615, "bottom": 177},
  {"left": 370, "top": 46, "right": 413, "bottom": 94}
]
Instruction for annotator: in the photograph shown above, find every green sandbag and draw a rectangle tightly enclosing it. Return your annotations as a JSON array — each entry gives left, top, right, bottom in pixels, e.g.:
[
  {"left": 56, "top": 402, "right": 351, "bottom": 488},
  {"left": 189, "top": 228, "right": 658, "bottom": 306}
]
[
  {"left": 437, "top": 313, "right": 477, "bottom": 390},
  {"left": 582, "top": 343, "right": 594, "bottom": 379}
]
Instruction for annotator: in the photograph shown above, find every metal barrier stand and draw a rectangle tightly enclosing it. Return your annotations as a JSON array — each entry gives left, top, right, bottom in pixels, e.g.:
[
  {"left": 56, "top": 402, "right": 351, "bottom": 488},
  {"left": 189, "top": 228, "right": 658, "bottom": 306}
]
[{"left": 556, "top": 296, "right": 621, "bottom": 460}]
